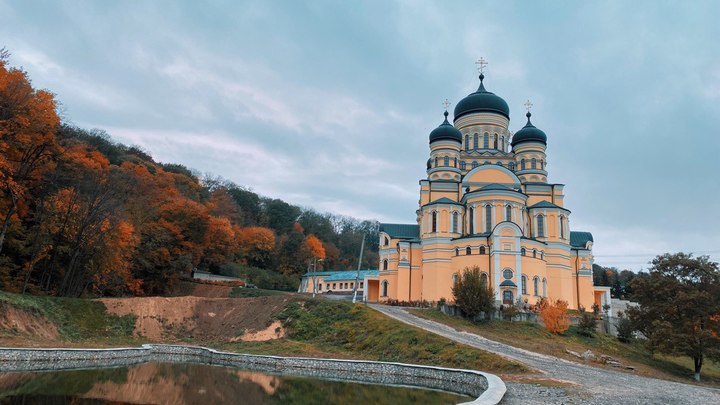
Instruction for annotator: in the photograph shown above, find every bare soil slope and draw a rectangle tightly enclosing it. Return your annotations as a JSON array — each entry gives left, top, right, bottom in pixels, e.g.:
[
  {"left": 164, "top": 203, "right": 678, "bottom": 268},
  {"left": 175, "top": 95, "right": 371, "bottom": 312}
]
[
  {"left": 99, "top": 295, "right": 290, "bottom": 341},
  {"left": 0, "top": 301, "right": 59, "bottom": 340}
]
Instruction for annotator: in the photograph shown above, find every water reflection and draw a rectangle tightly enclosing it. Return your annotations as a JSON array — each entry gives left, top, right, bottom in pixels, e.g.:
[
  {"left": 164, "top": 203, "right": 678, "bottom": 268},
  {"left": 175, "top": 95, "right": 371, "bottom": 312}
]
[{"left": 0, "top": 362, "right": 468, "bottom": 405}]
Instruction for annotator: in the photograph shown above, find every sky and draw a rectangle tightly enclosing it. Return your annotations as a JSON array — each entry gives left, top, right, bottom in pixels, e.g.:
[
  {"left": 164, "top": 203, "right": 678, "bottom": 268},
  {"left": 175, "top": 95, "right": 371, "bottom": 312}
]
[{"left": 2, "top": 0, "right": 720, "bottom": 271}]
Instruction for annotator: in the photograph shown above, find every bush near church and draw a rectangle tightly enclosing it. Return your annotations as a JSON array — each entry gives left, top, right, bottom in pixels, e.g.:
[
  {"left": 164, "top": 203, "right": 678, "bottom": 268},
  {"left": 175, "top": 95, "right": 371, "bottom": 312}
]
[{"left": 451, "top": 266, "right": 495, "bottom": 321}]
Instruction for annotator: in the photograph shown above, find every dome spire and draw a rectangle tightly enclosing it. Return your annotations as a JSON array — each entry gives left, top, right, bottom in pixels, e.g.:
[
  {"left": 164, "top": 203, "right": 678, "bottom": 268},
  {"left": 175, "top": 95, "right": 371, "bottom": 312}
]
[
  {"left": 442, "top": 98, "right": 451, "bottom": 121},
  {"left": 524, "top": 100, "right": 534, "bottom": 125},
  {"left": 475, "top": 57, "right": 488, "bottom": 93}
]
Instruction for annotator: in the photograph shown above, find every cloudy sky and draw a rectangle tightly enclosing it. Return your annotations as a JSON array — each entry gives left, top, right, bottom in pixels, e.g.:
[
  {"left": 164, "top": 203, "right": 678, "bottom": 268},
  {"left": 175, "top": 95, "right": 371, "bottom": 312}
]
[{"left": 2, "top": 0, "right": 719, "bottom": 270}]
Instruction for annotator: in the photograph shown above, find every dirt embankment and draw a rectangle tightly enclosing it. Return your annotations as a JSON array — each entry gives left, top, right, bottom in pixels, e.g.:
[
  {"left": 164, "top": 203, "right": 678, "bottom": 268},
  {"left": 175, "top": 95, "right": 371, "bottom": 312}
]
[
  {"left": 99, "top": 295, "right": 290, "bottom": 342},
  {"left": 0, "top": 301, "right": 59, "bottom": 340}
]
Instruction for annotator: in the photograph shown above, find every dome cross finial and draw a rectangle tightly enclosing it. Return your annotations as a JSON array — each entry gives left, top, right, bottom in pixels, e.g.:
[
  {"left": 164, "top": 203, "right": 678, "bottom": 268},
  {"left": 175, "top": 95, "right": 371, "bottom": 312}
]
[
  {"left": 442, "top": 98, "right": 451, "bottom": 111},
  {"left": 475, "top": 57, "right": 488, "bottom": 75},
  {"left": 524, "top": 99, "right": 533, "bottom": 113}
]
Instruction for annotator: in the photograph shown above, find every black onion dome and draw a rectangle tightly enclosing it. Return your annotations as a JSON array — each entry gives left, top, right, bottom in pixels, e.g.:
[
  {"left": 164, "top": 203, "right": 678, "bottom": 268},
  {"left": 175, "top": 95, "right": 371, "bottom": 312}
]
[
  {"left": 429, "top": 111, "right": 462, "bottom": 144},
  {"left": 511, "top": 112, "right": 547, "bottom": 147},
  {"left": 453, "top": 74, "right": 510, "bottom": 120}
]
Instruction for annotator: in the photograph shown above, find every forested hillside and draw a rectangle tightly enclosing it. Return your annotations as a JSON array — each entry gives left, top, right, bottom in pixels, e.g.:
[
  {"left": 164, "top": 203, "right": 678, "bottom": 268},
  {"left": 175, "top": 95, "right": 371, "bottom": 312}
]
[{"left": 0, "top": 50, "right": 378, "bottom": 297}]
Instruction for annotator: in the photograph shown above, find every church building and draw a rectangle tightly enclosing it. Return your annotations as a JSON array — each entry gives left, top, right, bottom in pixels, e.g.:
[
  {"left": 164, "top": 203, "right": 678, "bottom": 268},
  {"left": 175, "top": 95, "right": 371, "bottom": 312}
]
[{"left": 364, "top": 65, "right": 610, "bottom": 311}]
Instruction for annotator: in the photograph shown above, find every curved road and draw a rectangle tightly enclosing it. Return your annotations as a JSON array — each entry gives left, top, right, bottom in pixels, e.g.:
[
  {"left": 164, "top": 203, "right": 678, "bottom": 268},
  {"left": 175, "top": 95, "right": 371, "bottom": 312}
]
[{"left": 370, "top": 305, "right": 720, "bottom": 404}]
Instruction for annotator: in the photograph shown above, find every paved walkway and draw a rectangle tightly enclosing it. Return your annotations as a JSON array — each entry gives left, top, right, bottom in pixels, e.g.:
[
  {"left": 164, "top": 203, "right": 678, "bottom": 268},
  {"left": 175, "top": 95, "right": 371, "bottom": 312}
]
[{"left": 369, "top": 305, "right": 720, "bottom": 404}]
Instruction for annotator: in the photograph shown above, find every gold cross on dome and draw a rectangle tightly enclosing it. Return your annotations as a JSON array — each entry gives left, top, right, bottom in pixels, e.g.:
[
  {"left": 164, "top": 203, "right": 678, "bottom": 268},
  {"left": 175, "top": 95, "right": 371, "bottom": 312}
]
[
  {"left": 476, "top": 57, "right": 488, "bottom": 74},
  {"left": 442, "top": 99, "right": 451, "bottom": 111},
  {"left": 524, "top": 99, "right": 533, "bottom": 113}
]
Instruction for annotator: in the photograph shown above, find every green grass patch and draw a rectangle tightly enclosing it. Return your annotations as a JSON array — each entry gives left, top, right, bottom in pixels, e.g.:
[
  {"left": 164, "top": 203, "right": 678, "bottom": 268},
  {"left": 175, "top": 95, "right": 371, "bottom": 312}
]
[
  {"left": 261, "top": 299, "right": 528, "bottom": 374},
  {"left": 412, "top": 308, "right": 720, "bottom": 385},
  {"left": 0, "top": 291, "right": 137, "bottom": 343},
  {"left": 229, "top": 287, "right": 289, "bottom": 298}
]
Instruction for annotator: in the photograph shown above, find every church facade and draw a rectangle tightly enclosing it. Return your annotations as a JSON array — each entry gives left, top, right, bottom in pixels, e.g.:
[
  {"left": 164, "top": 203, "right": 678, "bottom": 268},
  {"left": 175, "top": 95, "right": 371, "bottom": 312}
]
[{"left": 365, "top": 70, "right": 610, "bottom": 311}]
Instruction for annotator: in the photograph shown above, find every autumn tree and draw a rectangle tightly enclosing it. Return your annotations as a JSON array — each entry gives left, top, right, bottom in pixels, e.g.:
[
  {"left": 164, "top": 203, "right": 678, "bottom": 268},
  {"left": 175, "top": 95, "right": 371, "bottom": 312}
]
[
  {"left": 0, "top": 57, "right": 60, "bottom": 254},
  {"left": 538, "top": 298, "right": 570, "bottom": 334},
  {"left": 238, "top": 226, "right": 275, "bottom": 268},
  {"left": 626, "top": 253, "right": 720, "bottom": 381},
  {"left": 452, "top": 266, "right": 495, "bottom": 321}
]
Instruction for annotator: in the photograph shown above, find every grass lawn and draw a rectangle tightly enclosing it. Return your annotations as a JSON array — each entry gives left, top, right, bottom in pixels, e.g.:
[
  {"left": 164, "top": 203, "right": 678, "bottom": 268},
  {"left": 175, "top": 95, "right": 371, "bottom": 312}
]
[
  {"left": 410, "top": 308, "right": 720, "bottom": 386},
  {"left": 229, "top": 287, "right": 291, "bottom": 298}
]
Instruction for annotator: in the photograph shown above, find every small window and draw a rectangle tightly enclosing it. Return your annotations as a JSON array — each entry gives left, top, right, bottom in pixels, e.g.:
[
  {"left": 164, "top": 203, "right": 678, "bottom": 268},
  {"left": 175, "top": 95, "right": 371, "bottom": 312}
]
[
  {"left": 455, "top": 247, "right": 460, "bottom": 256},
  {"left": 485, "top": 205, "right": 493, "bottom": 232},
  {"left": 542, "top": 278, "right": 547, "bottom": 297},
  {"left": 503, "top": 269, "right": 513, "bottom": 280},
  {"left": 480, "top": 273, "right": 488, "bottom": 286},
  {"left": 503, "top": 290, "right": 514, "bottom": 304},
  {"left": 318, "top": 283, "right": 322, "bottom": 291},
  {"left": 468, "top": 207, "right": 474, "bottom": 234},
  {"left": 444, "top": 156, "right": 449, "bottom": 166},
  {"left": 382, "top": 259, "right": 388, "bottom": 270},
  {"left": 466, "top": 246, "right": 472, "bottom": 255},
  {"left": 381, "top": 280, "right": 389, "bottom": 297},
  {"left": 521, "top": 247, "right": 526, "bottom": 256},
  {"left": 435, "top": 157, "right": 438, "bottom": 167},
  {"left": 494, "top": 134, "right": 498, "bottom": 149},
  {"left": 472, "top": 161, "right": 478, "bottom": 169},
  {"left": 383, "top": 236, "right": 389, "bottom": 246},
  {"left": 452, "top": 212, "right": 459, "bottom": 233},
  {"left": 432, "top": 211, "right": 438, "bottom": 233},
  {"left": 474, "top": 133, "right": 479, "bottom": 149},
  {"left": 483, "top": 133, "right": 489, "bottom": 148},
  {"left": 333, "top": 283, "right": 336, "bottom": 289},
  {"left": 533, "top": 277, "right": 539, "bottom": 296},
  {"left": 360, "top": 282, "right": 364, "bottom": 288},
  {"left": 350, "top": 282, "right": 354, "bottom": 289},
  {"left": 540, "top": 251, "right": 544, "bottom": 260},
  {"left": 521, "top": 159, "right": 526, "bottom": 170},
  {"left": 453, "top": 157, "right": 457, "bottom": 167},
  {"left": 533, "top": 249, "right": 537, "bottom": 258},
  {"left": 501, "top": 136, "right": 505, "bottom": 150},
  {"left": 465, "top": 134, "right": 470, "bottom": 151},
  {"left": 559, "top": 216, "right": 565, "bottom": 239},
  {"left": 508, "top": 161, "right": 515, "bottom": 171},
  {"left": 521, "top": 275, "right": 527, "bottom": 295},
  {"left": 531, "top": 158, "right": 537, "bottom": 169},
  {"left": 480, "top": 246, "right": 486, "bottom": 255},
  {"left": 496, "top": 161, "right": 503, "bottom": 167},
  {"left": 327, "top": 283, "right": 330, "bottom": 290},
  {"left": 505, "top": 205, "right": 512, "bottom": 221},
  {"left": 460, "top": 161, "right": 466, "bottom": 170},
  {"left": 537, "top": 214, "right": 545, "bottom": 237}
]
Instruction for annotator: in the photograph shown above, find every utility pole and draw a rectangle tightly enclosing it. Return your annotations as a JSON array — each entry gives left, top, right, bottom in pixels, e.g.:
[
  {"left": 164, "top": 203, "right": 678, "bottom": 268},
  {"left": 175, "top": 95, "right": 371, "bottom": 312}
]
[{"left": 352, "top": 235, "right": 365, "bottom": 304}]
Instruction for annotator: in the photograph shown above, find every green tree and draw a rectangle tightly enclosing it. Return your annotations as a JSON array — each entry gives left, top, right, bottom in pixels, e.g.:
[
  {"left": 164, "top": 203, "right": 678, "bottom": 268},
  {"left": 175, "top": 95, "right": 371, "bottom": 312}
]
[
  {"left": 451, "top": 266, "right": 495, "bottom": 321},
  {"left": 626, "top": 253, "right": 720, "bottom": 381}
]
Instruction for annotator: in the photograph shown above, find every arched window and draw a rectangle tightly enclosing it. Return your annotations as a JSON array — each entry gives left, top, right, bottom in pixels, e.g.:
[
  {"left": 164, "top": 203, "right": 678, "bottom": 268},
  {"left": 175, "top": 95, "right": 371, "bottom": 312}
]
[
  {"left": 501, "top": 136, "right": 505, "bottom": 151},
  {"left": 533, "top": 276, "right": 539, "bottom": 296},
  {"left": 472, "top": 161, "right": 478, "bottom": 169},
  {"left": 542, "top": 278, "right": 547, "bottom": 297},
  {"left": 455, "top": 247, "right": 460, "bottom": 256},
  {"left": 494, "top": 134, "right": 498, "bottom": 149},
  {"left": 480, "top": 272, "right": 488, "bottom": 286},
  {"left": 452, "top": 273, "right": 459, "bottom": 285},
  {"left": 485, "top": 205, "right": 493, "bottom": 232},
  {"left": 473, "top": 133, "right": 479, "bottom": 149},
  {"left": 453, "top": 157, "right": 457, "bottom": 167},
  {"left": 508, "top": 161, "right": 515, "bottom": 171},
  {"left": 496, "top": 161, "right": 503, "bottom": 167},
  {"left": 468, "top": 207, "right": 474, "bottom": 234},
  {"left": 480, "top": 245, "right": 486, "bottom": 255},
  {"left": 521, "top": 247, "right": 526, "bottom": 256},
  {"left": 466, "top": 246, "right": 472, "bottom": 255},
  {"left": 381, "top": 280, "right": 389, "bottom": 297},
  {"left": 465, "top": 134, "right": 470, "bottom": 151},
  {"left": 432, "top": 211, "right": 438, "bottom": 233},
  {"left": 533, "top": 249, "right": 537, "bottom": 258},
  {"left": 559, "top": 216, "right": 565, "bottom": 239},
  {"left": 435, "top": 157, "right": 439, "bottom": 167},
  {"left": 503, "top": 290, "right": 514, "bottom": 304},
  {"left": 521, "top": 275, "right": 527, "bottom": 295},
  {"left": 444, "top": 156, "right": 449, "bottom": 166},
  {"left": 521, "top": 159, "right": 526, "bottom": 170},
  {"left": 483, "top": 133, "right": 489, "bottom": 148},
  {"left": 540, "top": 159, "right": 544, "bottom": 170},
  {"left": 452, "top": 211, "right": 459, "bottom": 233},
  {"left": 460, "top": 161, "right": 466, "bottom": 170},
  {"left": 383, "top": 236, "right": 389, "bottom": 246},
  {"left": 382, "top": 259, "right": 388, "bottom": 270},
  {"left": 540, "top": 251, "right": 544, "bottom": 260},
  {"left": 531, "top": 158, "right": 537, "bottom": 169},
  {"left": 505, "top": 205, "right": 512, "bottom": 221},
  {"left": 537, "top": 214, "right": 545, "bottom": 237}
]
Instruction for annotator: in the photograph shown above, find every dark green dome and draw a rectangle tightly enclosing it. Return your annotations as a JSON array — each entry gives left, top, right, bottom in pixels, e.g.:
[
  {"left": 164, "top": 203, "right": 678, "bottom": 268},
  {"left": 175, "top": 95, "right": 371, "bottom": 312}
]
[
  {"left": 511, "top": 112, "right": 547, "bottom": 147},
  {"left": 453, "top": 74, "right": 510, "bottom": 120},
  {"left": 429, "top": 111, "right": 462, "bottom": 144}
]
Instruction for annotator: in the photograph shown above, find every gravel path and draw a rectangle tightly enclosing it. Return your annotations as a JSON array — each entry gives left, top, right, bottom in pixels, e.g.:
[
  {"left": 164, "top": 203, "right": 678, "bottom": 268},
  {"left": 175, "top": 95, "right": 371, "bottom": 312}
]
[{"left": 369, "top": 305, "right": 720, "bottom": 404}]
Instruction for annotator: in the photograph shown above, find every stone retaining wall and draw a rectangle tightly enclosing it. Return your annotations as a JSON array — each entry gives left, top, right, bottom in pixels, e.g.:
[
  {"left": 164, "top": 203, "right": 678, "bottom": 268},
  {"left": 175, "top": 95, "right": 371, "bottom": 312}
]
[{"left": 0, "top": 344, "right": 505, "bottom": 405}]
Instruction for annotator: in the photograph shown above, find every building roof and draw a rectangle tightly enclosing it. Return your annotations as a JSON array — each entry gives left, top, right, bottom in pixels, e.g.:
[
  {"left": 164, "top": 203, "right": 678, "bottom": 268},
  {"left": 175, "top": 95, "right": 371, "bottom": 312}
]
[
  {"left": 511, "top": 112, "right": 547, "bottom": 147},
  {"left": 423, "top": 197, "right": 462, "bottom": 207},
  {"left": 429, "top": 111, "right": 462, "bottom": 144},
  {"left": 379, "top": 223, "right": 419, "bottom": 239},
  {"left": 454, "top": 74, "right": 510, "bottom": 120},
  {"left": 570, "top": 231, "right": 594, "bottom": 248},
  {"left": 500, "top": 280, "right": 517, "bottom": 287},
  {"left": 527, "top": 201, "right": 571, "bottom": 212},
  {"left": 304, "top": 270, "right": 379, "bottom": 281}
]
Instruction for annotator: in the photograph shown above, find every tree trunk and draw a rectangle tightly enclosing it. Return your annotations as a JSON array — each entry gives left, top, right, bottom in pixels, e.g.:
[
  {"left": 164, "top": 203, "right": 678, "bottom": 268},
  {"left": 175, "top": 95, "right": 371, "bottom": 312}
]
[{"left": 694, "top": 355, "right": 703, "bottom": 382}]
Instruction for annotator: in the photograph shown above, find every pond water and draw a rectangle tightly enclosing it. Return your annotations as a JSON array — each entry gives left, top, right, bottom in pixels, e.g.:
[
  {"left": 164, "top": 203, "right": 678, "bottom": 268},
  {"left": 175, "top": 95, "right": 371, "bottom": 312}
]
[{"left": 0, "top": 362, "right": 471, "bottom": 405}]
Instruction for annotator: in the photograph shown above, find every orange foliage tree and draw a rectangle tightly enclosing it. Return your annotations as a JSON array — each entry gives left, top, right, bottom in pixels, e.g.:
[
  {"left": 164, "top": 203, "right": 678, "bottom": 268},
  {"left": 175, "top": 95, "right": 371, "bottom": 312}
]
[
  {"left": 305, "top": 234, "right": 326, "bottom": 260},
  {"left": 538, "top": 298, "right": 571, "bottom": 334},
  {"left": 238, "top": 226, "right": 276, "bottom": 268}
]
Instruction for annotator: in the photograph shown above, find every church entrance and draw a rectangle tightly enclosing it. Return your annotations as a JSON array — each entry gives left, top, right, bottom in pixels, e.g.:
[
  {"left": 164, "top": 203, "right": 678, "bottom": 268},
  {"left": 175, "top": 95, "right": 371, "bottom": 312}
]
[{"left": 502, "top": 290, "right": 514, "bottom": 305}]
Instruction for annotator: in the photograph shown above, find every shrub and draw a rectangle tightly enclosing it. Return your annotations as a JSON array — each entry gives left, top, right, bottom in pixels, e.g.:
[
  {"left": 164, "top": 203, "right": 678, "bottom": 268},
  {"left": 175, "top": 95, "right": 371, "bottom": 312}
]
[
  {"left": 616, "top": 311, "right": 635, "bottom": 343},
  {"left": 538, "top": 298, "right": 570, "bottom": 334},
  {"left": 452, "top": 266, "right": 495, "bottom": 321},
  {"left": 576, "top": 306, "right": 597, "bottom": 337}
]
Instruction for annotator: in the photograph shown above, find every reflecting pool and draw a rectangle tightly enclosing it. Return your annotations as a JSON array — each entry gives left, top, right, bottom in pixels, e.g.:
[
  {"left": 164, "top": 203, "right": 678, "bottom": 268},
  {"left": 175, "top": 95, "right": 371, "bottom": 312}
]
[{"left": 0, "top": 362, "right": 471, "bottom": 404}]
